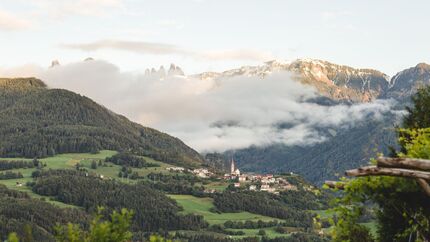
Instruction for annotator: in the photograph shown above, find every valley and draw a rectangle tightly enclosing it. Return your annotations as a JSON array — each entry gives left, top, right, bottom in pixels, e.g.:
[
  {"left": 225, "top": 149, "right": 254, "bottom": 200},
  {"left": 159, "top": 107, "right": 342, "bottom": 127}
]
[{"left": 0, "top": 150, "right": 329, "bottom": 241}]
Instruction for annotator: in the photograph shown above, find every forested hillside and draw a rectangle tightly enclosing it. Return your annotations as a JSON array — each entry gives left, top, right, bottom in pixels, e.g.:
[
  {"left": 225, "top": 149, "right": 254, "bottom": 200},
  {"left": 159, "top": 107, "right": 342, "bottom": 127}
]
[
  {"left": 31, "top": 169, "right": 208, "bottom": 232},
  {"left": 210, "top": 118, "right": 397, "bottom": 184},
  {"left": 0, "top": 78, "right": 203, "bottom": 167},
  {"left": 0, "top": 184, "right": 89, "bottom": 242}
]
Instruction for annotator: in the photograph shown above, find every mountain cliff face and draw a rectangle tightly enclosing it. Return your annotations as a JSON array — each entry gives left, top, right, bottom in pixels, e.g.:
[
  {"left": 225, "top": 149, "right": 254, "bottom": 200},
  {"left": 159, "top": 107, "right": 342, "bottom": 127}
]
[
  {"left": 196, "top": 59, "right": 391, "bottom": 102},
  {"left": 386, "top": 63, "right": 430, "bottom": 100},
  {"left": 287, "top": 59, "right": 390, "bottom": 102},
  {"left": 0, "top": 78, "right": 203, "bottom": 167},
  {"left": 0, "top": 77, "right": 46, "bottom": 90}
]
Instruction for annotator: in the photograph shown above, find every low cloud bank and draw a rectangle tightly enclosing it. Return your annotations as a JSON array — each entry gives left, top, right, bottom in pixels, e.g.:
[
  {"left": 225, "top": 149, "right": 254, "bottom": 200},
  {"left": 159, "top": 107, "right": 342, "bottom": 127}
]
[
  {"left": 62, "top": 39, "right": 275, "bottom": 61},
  {"left": 1, "top": 60, "right": 399, "bottom": 152}
]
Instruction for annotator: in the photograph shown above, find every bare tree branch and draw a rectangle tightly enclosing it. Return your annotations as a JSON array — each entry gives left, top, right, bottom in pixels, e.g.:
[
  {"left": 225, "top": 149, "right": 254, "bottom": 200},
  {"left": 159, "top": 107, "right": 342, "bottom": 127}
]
[
  {"left": 377, "top": 157, "right": 430, "bottom": 171},
  {"left": 346, "top": 166, "right": 430, "bottom": 180},
  {"left": 416, "top": 178, "right": 430, "bottom": 197}
]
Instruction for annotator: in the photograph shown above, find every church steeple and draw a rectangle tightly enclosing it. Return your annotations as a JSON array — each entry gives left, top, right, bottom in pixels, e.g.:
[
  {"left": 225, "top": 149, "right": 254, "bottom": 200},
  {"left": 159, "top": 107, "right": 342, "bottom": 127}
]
[{"left": 230, "top": 158, "right": 235, "bottom": 174}]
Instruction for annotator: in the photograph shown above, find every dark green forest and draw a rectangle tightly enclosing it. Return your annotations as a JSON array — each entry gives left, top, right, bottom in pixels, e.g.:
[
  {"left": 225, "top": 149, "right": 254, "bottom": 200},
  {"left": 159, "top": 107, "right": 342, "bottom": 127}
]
[
  {"left": 0, "top": 184, "right": 90, "bottom": 242},
  {"left": 213, "top": 191, "right": 314, "bottom": 228},
  {"left": 30, "top": 169, "right": 208, "bottom": 232},
  {"left": 0, "top": 78, "right": 203, "bottom": 167}
]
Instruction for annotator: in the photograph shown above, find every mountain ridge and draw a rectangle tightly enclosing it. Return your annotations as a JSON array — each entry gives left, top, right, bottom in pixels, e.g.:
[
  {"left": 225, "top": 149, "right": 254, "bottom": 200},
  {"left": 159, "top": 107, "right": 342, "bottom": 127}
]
[
  {"left": 193, "top": 58, "right": 430, "bottom": 103},
  {"left": 0, "top": 77, "right": 204, "bottom": 167}
]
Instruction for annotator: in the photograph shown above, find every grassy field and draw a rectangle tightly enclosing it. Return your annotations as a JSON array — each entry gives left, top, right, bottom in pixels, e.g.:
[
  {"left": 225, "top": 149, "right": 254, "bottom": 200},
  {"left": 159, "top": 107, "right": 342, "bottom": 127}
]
[
  {"left": 169, "top": 194, "right": 280, "bottom": 225},
  {"left": 169, "top": 194, "right": 289, "bottom": 238},
  {"left": 0, "top": 150, "right": 175, "bottom": 206},
  {"left": 204, "top": 182, "right": 228, "bottom": 191}
]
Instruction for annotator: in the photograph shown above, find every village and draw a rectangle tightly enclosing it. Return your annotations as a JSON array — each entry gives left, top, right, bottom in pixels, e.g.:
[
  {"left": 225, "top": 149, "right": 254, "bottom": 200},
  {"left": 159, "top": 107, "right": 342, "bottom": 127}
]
[{"left": 167, "top": 158, "right": 300, "bottom": 194}]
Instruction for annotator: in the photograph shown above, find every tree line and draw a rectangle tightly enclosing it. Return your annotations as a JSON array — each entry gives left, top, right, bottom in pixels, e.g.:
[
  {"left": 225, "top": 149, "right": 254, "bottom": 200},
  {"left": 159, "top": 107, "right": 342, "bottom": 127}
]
[
  {"left": 30, "top": 169, "right": 208, "bottom": 232},
  {"left": 213, "top": 191, "right": 314, "bottom": 228},
  {"left": 105, "top": 152, "right": 159, "bottom": 168}
]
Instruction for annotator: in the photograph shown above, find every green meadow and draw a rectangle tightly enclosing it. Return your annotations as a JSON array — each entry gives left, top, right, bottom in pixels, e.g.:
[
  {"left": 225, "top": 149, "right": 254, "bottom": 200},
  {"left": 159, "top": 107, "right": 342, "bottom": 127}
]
[
  {"left": 0, "top": 150, "right": 174, "bottom": 205},
  {"left": 169, "top": 194, "right": 290, "bottom": 238},
  {"left": 169, "top": 194, "right": 280, "bottom": 224}
]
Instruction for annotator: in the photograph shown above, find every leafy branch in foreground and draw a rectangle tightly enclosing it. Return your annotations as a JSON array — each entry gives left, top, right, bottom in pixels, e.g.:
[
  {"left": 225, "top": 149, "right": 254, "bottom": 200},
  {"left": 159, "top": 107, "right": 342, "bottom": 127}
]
[{"left": 54, "top": 207, "right": 134, "bottom": 242}]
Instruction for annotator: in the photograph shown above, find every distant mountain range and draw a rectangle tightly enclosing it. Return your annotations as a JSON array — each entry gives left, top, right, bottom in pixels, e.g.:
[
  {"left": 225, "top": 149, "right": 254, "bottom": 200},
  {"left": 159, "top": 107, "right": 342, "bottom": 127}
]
[
  {"left": 202, "top": 59, "right": 430, "bottom": 184},
  {"left": 194, "top": 59, "right": 430, "bottom": 103}
]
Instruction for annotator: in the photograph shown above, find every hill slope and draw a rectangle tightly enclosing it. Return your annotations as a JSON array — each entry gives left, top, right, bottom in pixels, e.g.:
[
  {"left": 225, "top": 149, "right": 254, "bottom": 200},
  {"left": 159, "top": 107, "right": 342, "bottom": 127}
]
[
  {"left": 0, "top": 78, "right": 203, "bottom": 167},
  {"left": 224, "top": 119, "right": 398, "bottom": 184}
]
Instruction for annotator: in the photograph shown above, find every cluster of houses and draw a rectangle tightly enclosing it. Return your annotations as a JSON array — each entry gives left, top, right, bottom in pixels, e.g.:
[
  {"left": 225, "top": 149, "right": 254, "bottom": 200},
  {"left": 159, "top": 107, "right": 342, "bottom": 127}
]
[
  {"left": 226, "top": 159, "right": 298, "bottom": 194},
  {"left": 166, "top": 159, "right": 298, "bottom": 194},
  {"left": 191, "top": 168, "right": 214, "bottom": 178},
  {"left": 166, "top": 166, "right": 214, "bottom": 178}
]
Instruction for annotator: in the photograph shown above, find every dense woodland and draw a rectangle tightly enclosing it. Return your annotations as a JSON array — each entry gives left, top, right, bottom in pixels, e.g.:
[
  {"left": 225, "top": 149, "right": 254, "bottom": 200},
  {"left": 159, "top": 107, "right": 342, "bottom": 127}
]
[
  {"left": 0, "top": 78, "right": 203, "bottom": 167},
  {"left": 213, "top": 191, "right": 314, "bottom": 228},
  {"left": 0, "top": 184, "right": 89, "bottom": 242},
  {"left": 105, "top": 152, "right": 159, "bottom": 168},
  {"left": 0, "top": 171, "right": 23, "bottom": 180},
  {"left": 30, "top": 169, "right": 208, "bottom": 231},
  {"left": 0, "top": 160, "right": 35, "bottom": 170}
]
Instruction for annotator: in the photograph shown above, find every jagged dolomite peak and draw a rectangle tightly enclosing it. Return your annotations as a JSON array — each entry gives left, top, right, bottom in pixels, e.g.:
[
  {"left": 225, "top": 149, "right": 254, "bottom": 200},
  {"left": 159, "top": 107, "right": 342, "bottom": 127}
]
[
  {"left": 194, "top": 58, "right": 390, "bottom": 102},
  {"left": 168, "top": 63, "right": 185, "bottom": 76},
  {"left": 50, "top": 60, "right": 60, "bottom": 68}
]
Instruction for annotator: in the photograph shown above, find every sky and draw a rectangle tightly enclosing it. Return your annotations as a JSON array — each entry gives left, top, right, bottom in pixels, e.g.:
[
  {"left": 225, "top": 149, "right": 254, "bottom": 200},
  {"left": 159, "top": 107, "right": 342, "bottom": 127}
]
[
  {"left": 0, "top": 0, "right": 429, "bottom": 76},
  {"left": 0, "top": 0, "right": 422, "bottom": 152}
]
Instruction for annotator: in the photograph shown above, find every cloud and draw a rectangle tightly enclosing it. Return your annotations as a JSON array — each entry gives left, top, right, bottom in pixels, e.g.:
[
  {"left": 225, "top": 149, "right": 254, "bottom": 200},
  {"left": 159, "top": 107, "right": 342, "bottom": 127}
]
[
  {"left": 2, "top": 60, "right": 399, "bottom": 152},
  {"left": 61, "top": 39, "right": 276, "bottom": 61},
  {"left": 0, "top": 9, "right": 32, "bottom": 31},
  {"left": 28, "top": 0, "right": 124, "bottom": 18},
  {"left": 0, "top": 0, "right": 123, "bottom": 32},
  {"left": 0, "top": 64, "right": 44, "bottom": 77},
  {"left": 62, "top": 40, "right": 188, "bottom": 55},
  {"left": 201, "top": 49, "right": 275, "bottom": 62}
]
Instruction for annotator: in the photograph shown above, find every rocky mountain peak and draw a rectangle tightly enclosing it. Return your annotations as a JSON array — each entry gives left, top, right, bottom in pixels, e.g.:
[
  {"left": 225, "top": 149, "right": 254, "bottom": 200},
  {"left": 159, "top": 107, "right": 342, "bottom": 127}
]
[
  {"left": 50, "top": 60, "right": 60, "bottom": 68},
  {"left": 144, "top": 64, "right": 185, "bottom": 79},
  {"left": 415, "top": 63, "right": 430, "bottom": 72},
  {"left": 168, "top": 63, "right": 185, "bottom": 76},
  {"left": 0, "top": 77, "right": 47, "bottom": 90},
  {"left": 387, "top": 62, "right": 430, "bottom": 99}
]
